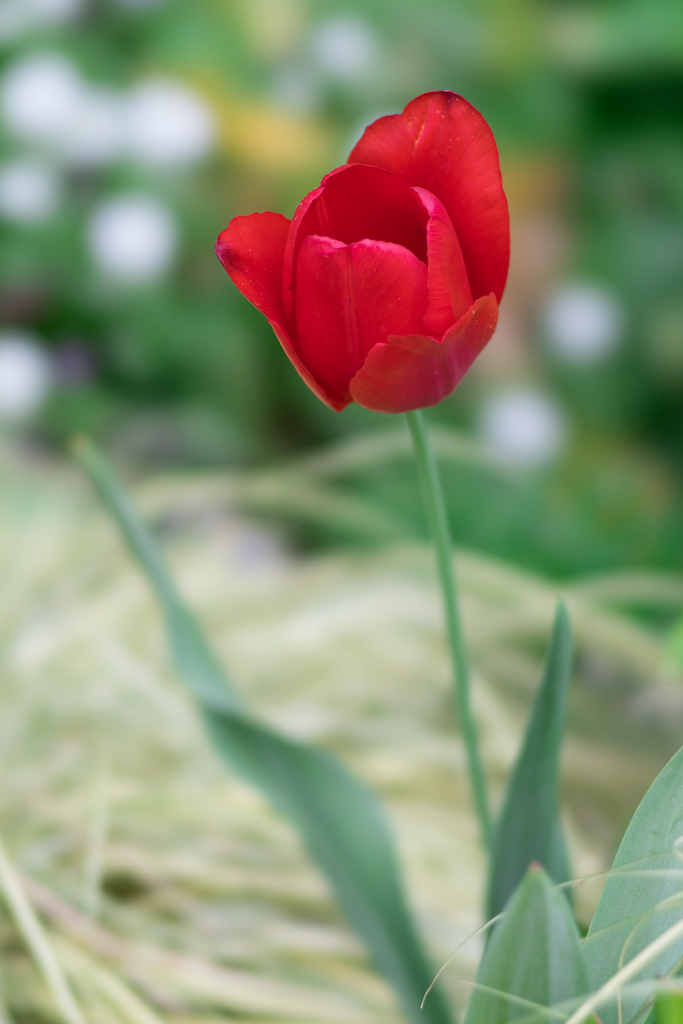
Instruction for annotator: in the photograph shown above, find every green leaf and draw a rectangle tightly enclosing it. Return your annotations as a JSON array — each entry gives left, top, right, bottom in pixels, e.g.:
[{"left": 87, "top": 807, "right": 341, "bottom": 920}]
[
  {"left": 73, "top": 438, "right": 452, "bottom": 1024},
  {"left": 666, "top": 615, "right": 683, "bottom": 672},
  {"left": 655, "top": 990, "right": 683, "bottom": 1024},
  {"left": 486, "top": 603, "right": 573, "bottom": 920},
  {"left": 585, "top": 744, "right": 683, "bottom": 1024},
  {"left": 464, "top": 865, "right": 588, "bottom": 1024}
]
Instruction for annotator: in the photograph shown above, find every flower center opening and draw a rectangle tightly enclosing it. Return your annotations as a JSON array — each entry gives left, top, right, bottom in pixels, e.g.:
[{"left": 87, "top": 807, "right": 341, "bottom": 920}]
[{"left": 300, "top": 164, "right": 428, "bottom": 263}]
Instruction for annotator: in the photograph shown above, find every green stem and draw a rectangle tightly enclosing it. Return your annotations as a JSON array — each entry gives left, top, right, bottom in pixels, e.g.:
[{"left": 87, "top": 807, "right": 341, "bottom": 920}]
[{"left": 406, "top": 409, "right": 492, "bottom": 851}]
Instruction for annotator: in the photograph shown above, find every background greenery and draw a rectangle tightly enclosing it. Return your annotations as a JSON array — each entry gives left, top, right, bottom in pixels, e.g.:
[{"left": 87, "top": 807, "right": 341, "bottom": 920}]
[{"left": 1, "top": 0, "right": 683, "bottom": 582}]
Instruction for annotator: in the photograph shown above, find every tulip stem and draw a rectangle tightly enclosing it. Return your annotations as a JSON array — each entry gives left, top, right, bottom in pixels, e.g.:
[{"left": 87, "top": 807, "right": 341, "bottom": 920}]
[{"left": 405, "top": 409, "right": 492, "bottom": 851}]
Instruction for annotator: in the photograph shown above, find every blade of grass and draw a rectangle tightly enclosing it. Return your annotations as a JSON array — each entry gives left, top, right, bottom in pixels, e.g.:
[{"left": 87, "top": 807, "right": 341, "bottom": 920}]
[
  {"left": 56, "top": 938, "right": 166, "bottom": 1024},
  {"left": 486, "top": 603, "right": 573, "bottom": 920},
  {"left": 0, "top": 836, "right": 86, "bottom": 1024},
  {"left": 567, "top": 914, "right": 683, "bottom": 1024},
  {"left": 73, "top": 437, "right": 453, "bottom": 1024},
  {"left": 82, "top": 755, "right": 109, "bottom": 922}
]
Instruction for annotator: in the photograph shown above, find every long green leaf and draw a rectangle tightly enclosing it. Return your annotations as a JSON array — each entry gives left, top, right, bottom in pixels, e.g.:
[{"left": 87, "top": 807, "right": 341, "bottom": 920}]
[
  {"left": 464, "top": 865, "right": 587, "bottom": 1024},
  {"left": 73, "top": 438, "right": 452, "bottom": 1024},
  {"left": 486, "top": 603, "right": 573, "bottom": 920},
  {"left": 585, "top": 744, "right": 683, "bottom": 1024},
  {"left": 666, "top": 615, "right": 683, "bottom": 672}
]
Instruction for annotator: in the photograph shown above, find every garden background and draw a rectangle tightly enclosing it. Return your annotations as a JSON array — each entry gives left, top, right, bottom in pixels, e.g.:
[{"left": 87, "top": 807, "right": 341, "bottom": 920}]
[{"left": 1, "top": 1, "right": 683, "bottom": 1023}]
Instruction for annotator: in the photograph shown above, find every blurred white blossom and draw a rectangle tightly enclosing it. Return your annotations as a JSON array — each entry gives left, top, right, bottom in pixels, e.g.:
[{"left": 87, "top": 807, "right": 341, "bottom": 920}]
[
  {"left": 543, "top": 283, "right": 623, "bottom": 363},
  {"left": 1, "top": 54, "right": 213, "bottom": 173},
  {"left": 125, "top": 79, "right": 215, "bottom": 167},
  {"left": 0, "top": 332, "right": 51, "bottom": 421},
  {"left": 63, "top": 87, "right": 125, "bottom": 168},
  {"left": 87, "top": 195, "right": 178, "bottom": 283},
  {"left": 310, "top": 16, "right": 379, "bottom": 81},
  {"left": 28, "top": 0, "right": 84, "bottom": 22},
  {"left": 1, "top": 52, "right": 83, "bottom": 146},
  {"left": 0, "top": 4, "right": 24, "bottom": 39},
  {"left": 0, "top": 159, "right": 61, "bottom": 223},
  {"left": 0, "top": 0, "right": 83, "bottom": 40},
  {"left": 479, "top": 387, "right": 567, "bottom": 468}
]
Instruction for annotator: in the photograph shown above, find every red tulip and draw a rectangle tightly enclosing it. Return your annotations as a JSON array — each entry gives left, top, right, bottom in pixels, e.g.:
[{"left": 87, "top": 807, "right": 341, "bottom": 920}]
[{"left": 216, "top": 91, "right": 509, "bottom": 413}]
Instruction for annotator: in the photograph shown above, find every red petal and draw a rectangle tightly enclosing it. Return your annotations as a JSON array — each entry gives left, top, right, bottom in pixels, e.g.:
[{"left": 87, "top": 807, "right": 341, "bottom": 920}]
[
  {"left": 216, "top": 211, "right": 290, "bottom": 324},
  {"left": 349, "top": 92, "right": 509, "bottom": 303},
  {"left": 283, "top": 164, "right": 428, "bottom": 319},
  {"left": 281, "top": 184, "right": 324, "bottom": 320},
  {"left": 295, "top": 236, "right": 428, "bottom": 403},
  {"left": 410, "top": 187, "right": 473, "bottom": 336},
  {"left": 216, "top": 212, "right": 346, "bottom": 411},
  {"left": 349, "top": 293, "right": 498, "bottom": 413}
]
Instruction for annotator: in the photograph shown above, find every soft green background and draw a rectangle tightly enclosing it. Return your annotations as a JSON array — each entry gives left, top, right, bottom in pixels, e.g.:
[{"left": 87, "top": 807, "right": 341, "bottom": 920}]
[{"left": 2, "top": 0, "right": 683, "bottom": 581}]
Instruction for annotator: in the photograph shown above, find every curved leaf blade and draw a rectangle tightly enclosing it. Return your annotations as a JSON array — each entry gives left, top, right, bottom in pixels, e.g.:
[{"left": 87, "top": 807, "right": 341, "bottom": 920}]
[
  {"left": 487, "top": 603, "right": 573, "bottom": 920},
  {"left": 585, "top": 744, "right": 683, "bottom": 1024},
  {"left": 465, "top": 866, "right": 587, "bottom": 1024},
  {"left": 74, "top": 438, "right": 452, "bottom": 1024}
]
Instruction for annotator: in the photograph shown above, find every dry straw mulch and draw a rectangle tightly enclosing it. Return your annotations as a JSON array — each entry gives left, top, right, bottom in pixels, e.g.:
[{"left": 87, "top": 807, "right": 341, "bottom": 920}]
[{"left": 0, "top": 442, "right": 681, "bottom": 1024}]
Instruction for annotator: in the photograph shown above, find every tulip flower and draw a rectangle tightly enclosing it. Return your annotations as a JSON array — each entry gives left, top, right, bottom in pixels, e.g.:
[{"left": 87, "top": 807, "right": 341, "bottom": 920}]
[{"left": 216, "top": 91, "right": 509, "bottom": 413}]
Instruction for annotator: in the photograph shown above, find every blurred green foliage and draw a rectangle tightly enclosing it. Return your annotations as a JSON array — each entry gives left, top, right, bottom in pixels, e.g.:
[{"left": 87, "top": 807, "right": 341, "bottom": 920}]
[{"left": 1, "top": 0, "right": 683, "bottom": 581}]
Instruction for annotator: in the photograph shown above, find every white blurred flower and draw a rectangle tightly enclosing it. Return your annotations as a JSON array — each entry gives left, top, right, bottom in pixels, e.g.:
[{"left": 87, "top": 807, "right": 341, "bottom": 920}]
[
  {"left": 310, "top": 16, "right": 379, "bottom": 82},
  {"left": 543, "top": 283, "right": 624, "bottom": 363},
  {"left": 0, "top": 1, "right": 27, "bottom": 39},
  {"left": 479, "top": 387, "right": 567, "bottom": 468},
  {"left": 0, "top": 0, "right": 83, "bottom": 40},
  {"left": 125, "top": 78, "right": 215, "bottom": 168},
  {"left": 1, "top": 52, "right": 83, "bottom": 147},
  {"left": 87, "top": 195, "right": 178, "bottom": 283},
  {"left": 0, "top": 56, "right": 214, "bottom": 173},
  {"left": 0, "top": 331, "right": 51, "bottom": 421},
  {"left": 62, "top": 87, "right": 125, "bottom": 168},
  {"left": 29, "top": 0, "right": 84, "bottom": 23},
  {"left": 0, "top": 159, "right": 61, "bottom": 223}
]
